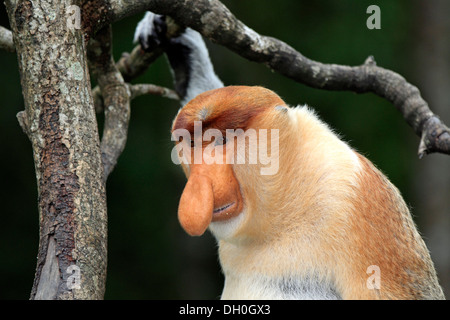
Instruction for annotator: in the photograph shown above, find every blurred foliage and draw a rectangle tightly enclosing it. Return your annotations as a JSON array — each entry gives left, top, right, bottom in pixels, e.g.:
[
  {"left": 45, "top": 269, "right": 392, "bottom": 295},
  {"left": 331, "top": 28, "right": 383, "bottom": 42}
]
[{"left": 0, "top": 0, "right": 434, "bottom": 299}]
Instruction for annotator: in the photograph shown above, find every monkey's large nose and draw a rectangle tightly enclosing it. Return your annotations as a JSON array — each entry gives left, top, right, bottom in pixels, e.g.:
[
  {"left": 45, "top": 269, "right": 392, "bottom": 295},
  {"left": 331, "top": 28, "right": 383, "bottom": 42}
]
[
  {"left": 178, "top": 161, "right": 244, "bottom": 236},
  {"left": 178, "top": 174, "right": 214, "bottom": 236}
]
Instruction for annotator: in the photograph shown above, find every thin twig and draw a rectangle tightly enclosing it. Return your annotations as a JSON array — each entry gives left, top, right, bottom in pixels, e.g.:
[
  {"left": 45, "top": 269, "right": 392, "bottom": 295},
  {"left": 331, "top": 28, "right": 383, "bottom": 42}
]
[
  {"left": 93, "top": 83, "right": 179, "bottom": 113},
  {"left": 0, "top": 25, "right": 14, "bottom": 52},
  {"left": 128, "top": 83, "right": 179, "bottom": 100}
]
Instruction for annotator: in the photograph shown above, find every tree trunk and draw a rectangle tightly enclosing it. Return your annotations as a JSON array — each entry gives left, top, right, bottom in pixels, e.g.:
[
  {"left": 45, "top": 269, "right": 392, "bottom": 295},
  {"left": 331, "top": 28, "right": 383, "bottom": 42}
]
[{"left": 6, "top": 0, "right": 107, "bottom": 299}]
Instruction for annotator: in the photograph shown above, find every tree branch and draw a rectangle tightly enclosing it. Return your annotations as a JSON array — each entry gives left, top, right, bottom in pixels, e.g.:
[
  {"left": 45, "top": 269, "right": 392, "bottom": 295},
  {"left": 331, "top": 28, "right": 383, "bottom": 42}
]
[
  {"left": 128, "top": 83, "right": 179, "bottom": 100},
  {"left": 116, "top": 45, "right": 164, "bottom": 82},
  {"left": 91, "top": 15, "right": 181, "bottom": 112},
  {"left": 0, "top": 25, "right": 15, "bottom": 52},
  {"left": 92, "top": 83, "right": 179, "bottom": 113},
  {"left": 16, "top": 110, "right": 30, "bottom": 138},
  {"left": 87, "top": 26, "right": 131, "bottom": 181},
  {"left": 99, "top": 0, "right": 450, "bottom": 157}
]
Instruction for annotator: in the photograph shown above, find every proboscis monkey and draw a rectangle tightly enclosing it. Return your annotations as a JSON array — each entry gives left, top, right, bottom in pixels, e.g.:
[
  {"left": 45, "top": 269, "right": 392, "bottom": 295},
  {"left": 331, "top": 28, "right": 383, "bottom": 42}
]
[{"left": 135, "top": 13, "right": 445, "bottom": 300}]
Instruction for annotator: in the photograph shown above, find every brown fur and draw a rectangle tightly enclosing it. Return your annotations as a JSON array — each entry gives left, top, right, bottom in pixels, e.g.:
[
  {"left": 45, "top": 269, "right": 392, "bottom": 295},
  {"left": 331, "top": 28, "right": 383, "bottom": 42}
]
[{"left": 339, "top": 155, "right": 444, "bottom": 299}]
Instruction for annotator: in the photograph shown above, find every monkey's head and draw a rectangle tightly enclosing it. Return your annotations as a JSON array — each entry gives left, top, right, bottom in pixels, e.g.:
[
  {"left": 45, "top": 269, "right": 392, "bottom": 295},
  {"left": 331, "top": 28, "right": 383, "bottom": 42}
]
[{"left": 172, "top": 86, "right": 289, "bottom": 239}]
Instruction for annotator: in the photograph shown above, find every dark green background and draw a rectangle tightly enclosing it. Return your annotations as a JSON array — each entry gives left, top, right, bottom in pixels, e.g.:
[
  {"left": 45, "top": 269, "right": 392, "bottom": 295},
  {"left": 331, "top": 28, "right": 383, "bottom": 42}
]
[{"left": 0, "top": 0, "right": 447, "bottom": 299}]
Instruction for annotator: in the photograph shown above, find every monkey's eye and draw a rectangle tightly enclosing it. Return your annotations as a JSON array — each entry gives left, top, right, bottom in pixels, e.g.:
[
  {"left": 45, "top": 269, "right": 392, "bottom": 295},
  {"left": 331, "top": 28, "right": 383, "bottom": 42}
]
[
  {"left": 214, "top": 136, "right": 228, "bottom": 146},
  {"left": 179, "top": 137, "right": 196, "bottom": 148}
]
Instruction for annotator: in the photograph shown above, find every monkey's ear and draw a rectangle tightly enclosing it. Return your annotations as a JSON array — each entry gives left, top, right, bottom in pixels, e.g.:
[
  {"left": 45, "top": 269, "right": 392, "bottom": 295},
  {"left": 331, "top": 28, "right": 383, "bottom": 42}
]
[{"left": 274, "top": 105, "right": 289, "bottom": 113}]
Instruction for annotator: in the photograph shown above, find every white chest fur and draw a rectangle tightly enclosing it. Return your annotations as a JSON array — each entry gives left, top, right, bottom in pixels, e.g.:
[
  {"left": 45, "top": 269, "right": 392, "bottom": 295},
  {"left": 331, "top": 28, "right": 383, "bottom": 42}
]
[{"left": 220, "top": 274, "right": 341, "bottom": 300}]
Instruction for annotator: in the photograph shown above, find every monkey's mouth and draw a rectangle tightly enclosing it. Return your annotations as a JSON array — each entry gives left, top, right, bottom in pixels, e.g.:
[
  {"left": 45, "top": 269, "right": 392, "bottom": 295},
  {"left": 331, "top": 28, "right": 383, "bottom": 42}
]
[
  {"left": 212, "top": 202, "right": 237, "bottom": 221},
  {"left": 213, "top": 202, "right": 234, "bottom": 214}
]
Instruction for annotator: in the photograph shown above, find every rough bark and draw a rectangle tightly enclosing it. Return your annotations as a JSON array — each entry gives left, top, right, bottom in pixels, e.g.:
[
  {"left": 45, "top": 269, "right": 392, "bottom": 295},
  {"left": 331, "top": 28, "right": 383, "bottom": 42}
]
[{"left": 6, "top": 0, "right": 107, "bottom": 299}]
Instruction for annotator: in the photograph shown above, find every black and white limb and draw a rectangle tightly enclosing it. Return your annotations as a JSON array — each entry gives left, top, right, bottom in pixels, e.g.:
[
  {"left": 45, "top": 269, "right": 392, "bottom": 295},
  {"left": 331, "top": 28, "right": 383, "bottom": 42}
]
[{"left": 134, "top": 12, "right": 224, "bottom": 105}]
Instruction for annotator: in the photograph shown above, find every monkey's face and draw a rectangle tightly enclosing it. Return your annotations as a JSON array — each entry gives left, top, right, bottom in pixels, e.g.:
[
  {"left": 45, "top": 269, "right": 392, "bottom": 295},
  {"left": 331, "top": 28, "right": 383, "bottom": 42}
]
[{"left": 172, "top": 86, "right": 286, "bottom": 238}]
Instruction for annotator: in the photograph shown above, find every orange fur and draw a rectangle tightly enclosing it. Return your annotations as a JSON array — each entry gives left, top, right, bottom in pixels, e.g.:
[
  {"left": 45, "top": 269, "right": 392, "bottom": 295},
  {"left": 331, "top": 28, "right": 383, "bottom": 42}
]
[{"left": 172, "top": 86, "right": 444, "bottom": 300}]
